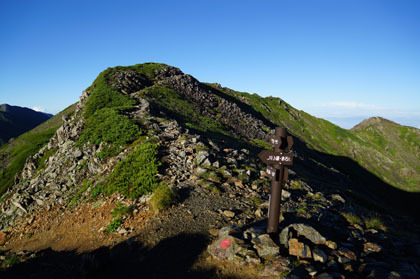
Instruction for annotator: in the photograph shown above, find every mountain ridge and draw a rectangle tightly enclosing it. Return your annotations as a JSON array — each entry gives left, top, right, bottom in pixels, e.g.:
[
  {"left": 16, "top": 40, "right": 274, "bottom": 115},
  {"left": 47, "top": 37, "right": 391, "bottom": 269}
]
[{"left": 0, "top": 63, "right": 419, "bottom": 278}]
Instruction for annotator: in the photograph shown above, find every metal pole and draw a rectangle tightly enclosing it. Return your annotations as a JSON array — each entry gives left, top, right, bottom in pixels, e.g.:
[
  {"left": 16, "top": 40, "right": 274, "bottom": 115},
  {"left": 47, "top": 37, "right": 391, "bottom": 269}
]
[{"left": 267, "top": 128, "right": 287, "bottom": 233}]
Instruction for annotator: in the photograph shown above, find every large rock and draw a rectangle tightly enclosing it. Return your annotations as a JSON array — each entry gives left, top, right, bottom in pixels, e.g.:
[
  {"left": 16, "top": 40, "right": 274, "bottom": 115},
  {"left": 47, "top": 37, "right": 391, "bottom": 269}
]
[
  {"left": 208, "top": 226, "right": 260, "bottom": 266},
  {"left": 312, "top": 247, "right": 328, "bottom": 263},
  {"left": 288, "top": 238, "right": 312, "bottom": 258},
  {"left": 280, "top": 223, "right": 326, "bottom": 247},
  {"left": 337, "top": 247, "right": 357, "bottom": 261},
  {"left": 251, "top": 234, "right": 280, "bottom": 260},
  {"left": 195, "top": 151, "right": 209, "bottom": 165},
  {"left": 263, "top": 256, "right": 291, "bottom": 276},
  {"left": 363, "top": 242, "right": 383, "bottom": 254}
]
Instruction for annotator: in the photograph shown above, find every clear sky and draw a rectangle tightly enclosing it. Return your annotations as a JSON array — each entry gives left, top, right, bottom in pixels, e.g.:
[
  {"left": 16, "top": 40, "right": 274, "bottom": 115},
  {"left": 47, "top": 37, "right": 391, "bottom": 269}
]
[{"left": 1, "top": 0, "right": 419, "bottom": 129}]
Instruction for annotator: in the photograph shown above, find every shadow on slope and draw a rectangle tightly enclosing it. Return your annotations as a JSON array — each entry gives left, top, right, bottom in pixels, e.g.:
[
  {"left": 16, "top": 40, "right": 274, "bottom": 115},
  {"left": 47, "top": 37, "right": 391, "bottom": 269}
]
[
  {"left": 290, "top": 136, "right": 420, "bottom": 220},
  {"left": 155, "top": 90, "right": 420, "bottom": 220},
  {"left": 0, "top": 233, "right": 232, "bottom": 279}
]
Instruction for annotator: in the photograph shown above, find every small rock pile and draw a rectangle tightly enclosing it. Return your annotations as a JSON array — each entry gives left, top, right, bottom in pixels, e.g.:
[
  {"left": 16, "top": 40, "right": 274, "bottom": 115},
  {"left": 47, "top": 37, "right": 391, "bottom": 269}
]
[{"left": 208, "top": 222, "right": 415, "bottom": 278}]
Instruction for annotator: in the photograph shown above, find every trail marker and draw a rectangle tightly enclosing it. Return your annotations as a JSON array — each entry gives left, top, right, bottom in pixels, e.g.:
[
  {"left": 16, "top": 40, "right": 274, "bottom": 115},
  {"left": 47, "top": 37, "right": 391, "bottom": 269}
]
[{"left": 258, "top": 127, "right": 294, "bottom": 234}]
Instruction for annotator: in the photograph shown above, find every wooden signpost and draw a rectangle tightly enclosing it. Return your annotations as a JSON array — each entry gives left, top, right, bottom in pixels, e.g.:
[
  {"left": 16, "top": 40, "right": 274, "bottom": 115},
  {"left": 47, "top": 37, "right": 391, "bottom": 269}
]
[{"left": 258, "top": 127, "right": 294, "bottom": 234}]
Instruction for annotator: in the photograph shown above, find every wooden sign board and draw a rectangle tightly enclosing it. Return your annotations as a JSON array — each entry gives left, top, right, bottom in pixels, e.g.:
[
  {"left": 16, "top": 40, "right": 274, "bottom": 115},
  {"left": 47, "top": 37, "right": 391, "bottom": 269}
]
[
  {"left": 258, "top": 150, "right": 293, "bottom": 165},
  {"left": 268, "top": 136, "right": 281, "bottom": 148},
  {"left": 266, "top": 165, "right": 289, "bottom": 181},
  {"left": 266, "top": 165, "right": 277, "bottom": 179}
]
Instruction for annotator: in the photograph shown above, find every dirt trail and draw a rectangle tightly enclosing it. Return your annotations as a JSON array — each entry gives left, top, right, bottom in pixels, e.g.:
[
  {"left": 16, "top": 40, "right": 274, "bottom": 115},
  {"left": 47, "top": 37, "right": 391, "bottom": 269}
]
[
  {"left": 1, "top": 186, "right": 271, "bottom": 279},
  {"left": 1, "top": 198, "right": 152, "bottom": 253}
]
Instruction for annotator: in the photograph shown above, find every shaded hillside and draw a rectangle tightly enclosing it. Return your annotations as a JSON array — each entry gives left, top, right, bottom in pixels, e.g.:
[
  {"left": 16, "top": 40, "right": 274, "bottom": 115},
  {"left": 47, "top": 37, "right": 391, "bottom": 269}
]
[
  {"left": 205, "top": 84, "right": 420, "bottom": 194},
  {"left": 0, "top": 104, "right": 53, "bottom": 146},
  {"left": 0, "top": 104, "right": 77, "bottom": 195}
]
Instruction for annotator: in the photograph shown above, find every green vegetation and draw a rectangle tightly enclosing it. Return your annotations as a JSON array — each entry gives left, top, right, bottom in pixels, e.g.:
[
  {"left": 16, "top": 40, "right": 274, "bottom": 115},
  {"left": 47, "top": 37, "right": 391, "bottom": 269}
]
[
  {"left": 90, "top": 182, "right": 104, "bottom": 200},
  {"left": 289, "top": 180, "right": 303, "bottom": 190},
  {"left": 205, "top": 183, "right": 222, "bottom": 195},
  {"left": 150, "top": 184, "right": 177, "bottom": 211},
  {"left": 78, "top": 67, "right": 145, "bottom": 148},
  {"left": 0, "top": 128, "right": 56, "bottom": 195},
  {"left": 104, "top": 139, "right": 160, "bottom": 199},
  {"left": 250, "top": 138, "right": 271, "bottom": 150},
  {"left": 78, "top": 108, "right": 142, "bottom": 146},
  {"left": 3, "top": 254, "right": 20, "bottom": 267},
  {"left": 112, "top": 202, "right": 133, "bottom": 219},
  {"left": 106, "top": 218, "right": 123, "bottom": 233},
  {"left": 199, "top": 171, "right": 222, "bottom": 183},
  {"left": 250, "top": 196, "right": 264, "bottom": 207},
  {"left": 341, "top": 212, "right": 363, "bottom": 226},
  {"left": 364, "top": 216, "right": 386, "bottom": 231},
  {"left": 295, "top": 206, "right": 308, "bottom": 216},
  {"left": 106, "top": 202, "right": 133, "bottom": 233}
]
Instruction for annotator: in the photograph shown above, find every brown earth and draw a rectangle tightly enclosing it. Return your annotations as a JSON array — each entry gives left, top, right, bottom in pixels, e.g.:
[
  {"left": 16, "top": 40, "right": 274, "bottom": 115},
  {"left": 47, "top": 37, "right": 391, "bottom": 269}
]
[
  {"left": 0, "top": 186, "right": 275, "bottom": 279},
  {"left": 1, "top": 197, "right": 153, "bottom": 253}
]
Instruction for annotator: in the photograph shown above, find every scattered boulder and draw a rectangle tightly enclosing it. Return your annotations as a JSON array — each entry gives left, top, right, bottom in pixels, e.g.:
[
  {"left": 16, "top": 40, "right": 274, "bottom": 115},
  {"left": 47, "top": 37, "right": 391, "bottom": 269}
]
[
  {"left": 331, "top": 194, "right": 345, "bottom": 203},
  {"left": 223, "top": 210, "right": 236, "bottom": 218},
  {"left": 208, "top": 226, "right": 260, "bottom": 266},
  {"left": 312, "top": 247, "right": 328, "bottom": 263},
  {"left": 263, "top": 256, "right": 291, "bottom": 276},
  {"left": 288, "top": 238, "right": 312, "bottom": 258},
  {"left": 280, "top": 223, "right": 326, "bottom": 247},
  {"left": 337, "top": 247, "right": 357, "bottom": 261},
  {"left": 72, "top": 148, "right": 83, "bottom": 159},
  {"left": 363, "top": 242, "right": 383, "bottom": 254},
  {"left": 325, "top": 240, "right": 337, "bottom": 250},
  {"left": 252, "top": 234, "right": 280, "bottom": 260}
]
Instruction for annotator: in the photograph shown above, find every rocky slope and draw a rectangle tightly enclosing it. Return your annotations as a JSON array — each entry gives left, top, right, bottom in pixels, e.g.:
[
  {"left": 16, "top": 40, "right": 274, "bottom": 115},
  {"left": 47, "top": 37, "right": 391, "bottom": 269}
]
[
  {"left": 0, "top": 63, "right": 419, "bottom": 278},
  {"left": 0, "top": 104, "right": 52, "bottom": 146}
]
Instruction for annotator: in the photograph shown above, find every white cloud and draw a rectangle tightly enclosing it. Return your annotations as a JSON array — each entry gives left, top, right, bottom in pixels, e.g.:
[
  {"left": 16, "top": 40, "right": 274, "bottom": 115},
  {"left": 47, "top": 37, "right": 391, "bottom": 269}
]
[
  {"left": 305, "top": 101, "right": 384, "bottom": 118},
  {"left": 32, "top": 106, "right": 45, "bottom": 112},
  {"left": 314, "top": 101, "right": 381, "bottom": 110}
]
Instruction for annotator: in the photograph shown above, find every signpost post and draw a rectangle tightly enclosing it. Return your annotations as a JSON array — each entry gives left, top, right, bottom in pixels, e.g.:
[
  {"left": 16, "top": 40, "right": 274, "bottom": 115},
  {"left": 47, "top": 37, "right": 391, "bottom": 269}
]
[{"left": 258, "top": 127, "right": 294, "bottom": 234}]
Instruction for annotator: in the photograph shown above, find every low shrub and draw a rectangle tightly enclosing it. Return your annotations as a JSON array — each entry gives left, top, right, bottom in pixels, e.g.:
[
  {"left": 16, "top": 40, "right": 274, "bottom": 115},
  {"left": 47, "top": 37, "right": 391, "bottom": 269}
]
[
  {"left": 106, "top": 218, "right": 123, "bottom": 233},
  {"left": 365, "top": 216, "right": 386, "bottom": 231},
  {"left": 105, "top": 139, "right": 160, "bottom": 199},
  {"left": 78, "top": 108, "right": 142, "bottom": 146},
  {"left": 341, "top": 212, "right": 363, "bottom": 226},
  {"left": 150, "top": 184, "right": 177, "bottom": 211}
]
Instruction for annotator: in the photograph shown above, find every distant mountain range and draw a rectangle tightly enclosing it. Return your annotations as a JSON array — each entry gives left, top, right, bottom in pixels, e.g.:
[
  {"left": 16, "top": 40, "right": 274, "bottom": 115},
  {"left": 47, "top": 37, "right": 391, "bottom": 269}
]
[{"left": 0, "top": 104, "right": 52, "bottom": 146}]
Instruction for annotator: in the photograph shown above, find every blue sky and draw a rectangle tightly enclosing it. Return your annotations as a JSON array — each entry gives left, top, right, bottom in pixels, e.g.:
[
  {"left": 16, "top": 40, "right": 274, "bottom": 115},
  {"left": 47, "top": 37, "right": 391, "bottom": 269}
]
[{"left": 1, "top": 0, "right": 419, "bottom": 129}]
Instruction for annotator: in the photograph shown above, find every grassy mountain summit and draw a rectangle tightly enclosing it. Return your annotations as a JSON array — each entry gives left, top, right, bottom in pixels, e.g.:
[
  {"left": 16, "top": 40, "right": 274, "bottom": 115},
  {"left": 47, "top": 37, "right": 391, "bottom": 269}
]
[
  {"left": 351, "top": 117, "right": 420, "bottom": 191},
  {"left": 0, "top": 63, "right": 418, "bottom": 207},
  {"left": 1, "top": 63, "right": 419, "bottom": 278}
]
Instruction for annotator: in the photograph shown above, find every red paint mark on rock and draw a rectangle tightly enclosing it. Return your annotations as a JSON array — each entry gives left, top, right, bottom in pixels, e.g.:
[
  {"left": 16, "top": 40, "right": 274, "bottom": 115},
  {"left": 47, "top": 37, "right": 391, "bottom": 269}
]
[
  {"left": 0, "top": 232, "right": 7, "bottom": 245},
  {"left": 220, "top": 238, "right": 231, "bottom": 249}
]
